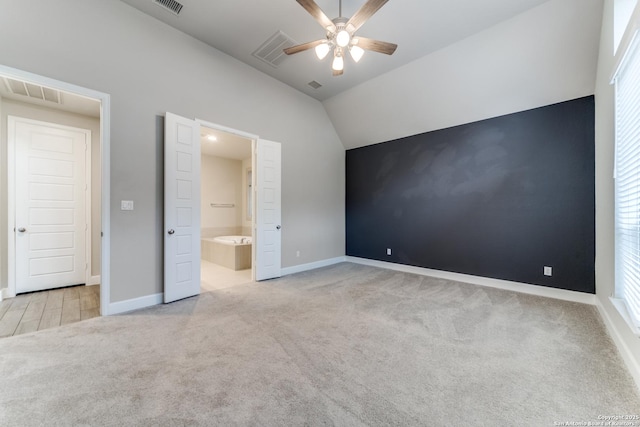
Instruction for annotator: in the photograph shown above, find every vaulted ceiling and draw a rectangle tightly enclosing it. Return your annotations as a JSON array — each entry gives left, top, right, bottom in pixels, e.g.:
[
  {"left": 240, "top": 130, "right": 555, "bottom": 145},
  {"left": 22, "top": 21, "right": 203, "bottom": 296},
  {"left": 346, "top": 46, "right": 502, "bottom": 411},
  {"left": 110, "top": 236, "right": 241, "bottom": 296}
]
[{"left": 118, "top": 0, "right": 552, "bottom": 101}]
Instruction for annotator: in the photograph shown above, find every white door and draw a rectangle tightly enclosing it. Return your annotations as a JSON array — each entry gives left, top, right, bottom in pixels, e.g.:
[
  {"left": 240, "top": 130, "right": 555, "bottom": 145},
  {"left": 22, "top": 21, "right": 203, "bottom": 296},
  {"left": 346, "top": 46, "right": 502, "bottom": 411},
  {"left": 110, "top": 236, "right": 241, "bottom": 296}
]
[
  {"left": 255, "top": 139, "right": 281, "bottom": 281},
  {"left": 164, "top": 112, "right": 201, "bottom": 303},
  {"left": 11, "top": 117, "right": 88, "bottom": 293}
]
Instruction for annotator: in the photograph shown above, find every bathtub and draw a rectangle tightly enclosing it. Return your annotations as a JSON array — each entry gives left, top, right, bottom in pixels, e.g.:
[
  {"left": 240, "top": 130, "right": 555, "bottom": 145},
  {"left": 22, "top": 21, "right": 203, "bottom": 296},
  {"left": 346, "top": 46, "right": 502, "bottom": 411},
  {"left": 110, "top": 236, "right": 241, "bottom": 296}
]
[
  {"left": 213, "top": 235, "right": 252, "bottom": 245},
  {"left": 201, "top": 236, "right": 252, "bottom": 271}
]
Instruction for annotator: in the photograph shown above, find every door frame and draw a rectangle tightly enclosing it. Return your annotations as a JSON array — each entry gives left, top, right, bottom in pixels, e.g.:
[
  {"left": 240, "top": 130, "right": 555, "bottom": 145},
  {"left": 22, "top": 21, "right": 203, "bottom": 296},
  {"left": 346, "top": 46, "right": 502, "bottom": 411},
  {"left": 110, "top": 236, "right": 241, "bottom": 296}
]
[
  {"left": 195, "top": 118, "right": 258, "bottom": 281},
  {"left": 0, "top": 64, "right": 111, "bottom": 315},
  {"left": 8, "top": 117, "right": 92, "bottom": 294}
]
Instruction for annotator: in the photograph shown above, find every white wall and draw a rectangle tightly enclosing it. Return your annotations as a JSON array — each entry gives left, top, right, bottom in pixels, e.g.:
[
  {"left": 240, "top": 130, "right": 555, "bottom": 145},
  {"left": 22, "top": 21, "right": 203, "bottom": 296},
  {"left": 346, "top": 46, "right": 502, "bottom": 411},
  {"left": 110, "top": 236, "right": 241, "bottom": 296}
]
[
  {"left": 0, "top": 98, "right": 102, "bottom": 287},
  {"left": 201, "top": 154, "right": 242, "bottom": 237},
  {"left": 595, "top": 0, "right": 640, "bottom": 386},
  {"left": 0, "top": 0, "right": 345, "bottom": 303},
  {"left": 323, "top": 0, "right": 603, "bottom": 149}
]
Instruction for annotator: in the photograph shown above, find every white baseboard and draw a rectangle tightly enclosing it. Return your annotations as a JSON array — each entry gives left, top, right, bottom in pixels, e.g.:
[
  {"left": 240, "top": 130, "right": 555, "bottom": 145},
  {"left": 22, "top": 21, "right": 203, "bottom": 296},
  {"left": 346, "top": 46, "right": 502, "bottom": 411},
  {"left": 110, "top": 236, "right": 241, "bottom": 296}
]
[
  {"left": 0, "top": 287, "right": 15, "bottom": 301},
  {"left": 87, "top": 275, "right": 101, "bottom": 286},
  {"left": 281, "top": 256, "right": 347, "bottom": 276},
  {"left": 595, "top": 298, "right": 640, "bottom": 391},
  {"left": 106, "top": 292, "right": 163, "bottom": 315},
  {"left": 346, "top": 257, "right": 597, "bottom": 305}
]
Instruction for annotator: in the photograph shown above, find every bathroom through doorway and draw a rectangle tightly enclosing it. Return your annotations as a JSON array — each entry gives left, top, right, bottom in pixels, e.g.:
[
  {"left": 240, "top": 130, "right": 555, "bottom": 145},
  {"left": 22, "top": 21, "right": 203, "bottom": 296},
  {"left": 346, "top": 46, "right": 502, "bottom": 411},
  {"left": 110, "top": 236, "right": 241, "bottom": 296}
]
[{"left": 199, "top": 125, "right": 254, "bottom": 292}]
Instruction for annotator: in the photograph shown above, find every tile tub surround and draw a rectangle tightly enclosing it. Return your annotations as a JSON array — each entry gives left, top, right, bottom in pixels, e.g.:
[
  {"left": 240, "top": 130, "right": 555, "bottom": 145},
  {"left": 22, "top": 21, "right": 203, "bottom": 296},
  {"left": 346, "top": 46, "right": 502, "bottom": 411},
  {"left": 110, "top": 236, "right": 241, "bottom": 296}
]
[{"left": 202, "top": 238, "right": 251, "bottom": 271}]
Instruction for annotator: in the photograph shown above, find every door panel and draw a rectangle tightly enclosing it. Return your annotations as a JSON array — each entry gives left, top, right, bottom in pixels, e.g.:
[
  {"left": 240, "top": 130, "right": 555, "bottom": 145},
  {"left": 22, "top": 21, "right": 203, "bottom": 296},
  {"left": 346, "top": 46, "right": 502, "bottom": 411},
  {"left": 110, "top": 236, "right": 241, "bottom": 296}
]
[
  {"left": 255, "top": 139, "right": 281, "bottom": 281},
  {"left": 12, "top": 117, "right": 88, "bottom": 293},
  {"left": 164, "top": 112, "right": 201, "bottom": 303}
]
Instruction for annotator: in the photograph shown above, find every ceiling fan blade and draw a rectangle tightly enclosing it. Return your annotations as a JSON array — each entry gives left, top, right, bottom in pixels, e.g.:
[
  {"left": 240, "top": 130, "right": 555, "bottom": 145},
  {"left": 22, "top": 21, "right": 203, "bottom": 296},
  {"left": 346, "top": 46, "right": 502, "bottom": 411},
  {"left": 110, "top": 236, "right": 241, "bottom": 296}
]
[
  {"left": 347, "top": 0, "right": 389, "bottom": 32},
  {"left": 355, "top": 37, "right": 397, "bottom": 55},
  {"left": 333, "top": 68, "right": 344, "bottom": 76},
  {"left": 296, "top": 0, "right": 336, "bottom": 32},
  {"left": 283, "top": 40, "right": 325, "bottom": 55}
]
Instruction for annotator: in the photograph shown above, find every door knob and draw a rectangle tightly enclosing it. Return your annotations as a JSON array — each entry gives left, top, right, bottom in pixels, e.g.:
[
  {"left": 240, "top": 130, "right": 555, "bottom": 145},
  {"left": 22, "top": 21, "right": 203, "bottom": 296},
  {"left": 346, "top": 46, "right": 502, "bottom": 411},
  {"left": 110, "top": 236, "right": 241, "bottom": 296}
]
[
  {"left": 17, "top": 227, "right": 26, "bottom": 233},
  {"left": 276, "top": 225, "right": 281, "bottom": 230},
  {"left": 168, "top": 229, "right": 175, "bottom": 235}
]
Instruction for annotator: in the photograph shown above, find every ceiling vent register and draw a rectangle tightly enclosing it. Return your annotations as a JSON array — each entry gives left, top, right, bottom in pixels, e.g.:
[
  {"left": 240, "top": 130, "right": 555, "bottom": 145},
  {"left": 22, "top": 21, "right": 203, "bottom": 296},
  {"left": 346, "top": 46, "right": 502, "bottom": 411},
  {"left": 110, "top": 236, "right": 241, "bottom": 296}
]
[
  {"left": 3, "top": 78, "right": 62, "bottom": 104},
  {"left": 252, "top": 31, "right": 297, "bottom": 68},
  {"left": 153, "top": 0, "right": 184, "bottom": 15}
]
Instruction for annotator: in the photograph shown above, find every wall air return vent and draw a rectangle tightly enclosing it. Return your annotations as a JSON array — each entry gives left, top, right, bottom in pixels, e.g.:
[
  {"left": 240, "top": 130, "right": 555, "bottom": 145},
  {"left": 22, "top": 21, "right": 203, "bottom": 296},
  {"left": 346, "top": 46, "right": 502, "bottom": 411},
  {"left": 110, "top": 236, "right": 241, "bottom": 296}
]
[
  {"left": 3, "top": 78, "right": 62, "bottom": 104},
  {"left": 252, "top": 31, "right": 297, "bottom": 68},
  {"left": 153, "top": 0, "right": 184, "bottom": 15}
]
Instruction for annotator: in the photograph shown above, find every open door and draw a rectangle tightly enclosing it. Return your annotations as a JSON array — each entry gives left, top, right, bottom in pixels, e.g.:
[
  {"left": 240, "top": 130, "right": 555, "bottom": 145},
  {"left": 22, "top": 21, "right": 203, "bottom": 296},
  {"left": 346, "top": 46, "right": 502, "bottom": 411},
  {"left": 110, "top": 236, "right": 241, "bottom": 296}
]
[
  {"left": 164, "top": 112, "right": 201, "bottom": 303},
  {"left": 255, "top": 139, "right": 282, "bottom": 281}
]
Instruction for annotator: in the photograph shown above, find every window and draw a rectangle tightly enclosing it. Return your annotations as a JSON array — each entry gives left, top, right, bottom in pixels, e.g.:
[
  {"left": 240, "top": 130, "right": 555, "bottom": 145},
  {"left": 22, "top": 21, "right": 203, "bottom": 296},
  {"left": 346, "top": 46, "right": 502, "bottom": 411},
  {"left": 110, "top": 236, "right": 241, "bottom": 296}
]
[
  {"left": 615, "top": 0, "right": 638, "bottom": 53},
  {"left": 614, "top": 14, "right": 640, "bottom": 332}
]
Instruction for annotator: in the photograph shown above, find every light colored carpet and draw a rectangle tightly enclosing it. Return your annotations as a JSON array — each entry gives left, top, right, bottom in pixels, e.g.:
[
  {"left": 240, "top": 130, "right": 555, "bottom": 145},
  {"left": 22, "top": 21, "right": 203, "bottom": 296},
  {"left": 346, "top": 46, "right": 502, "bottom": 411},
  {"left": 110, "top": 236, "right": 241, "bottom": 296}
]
[{"left": 0, "top": 262, "right": 638, "bottom": 426}]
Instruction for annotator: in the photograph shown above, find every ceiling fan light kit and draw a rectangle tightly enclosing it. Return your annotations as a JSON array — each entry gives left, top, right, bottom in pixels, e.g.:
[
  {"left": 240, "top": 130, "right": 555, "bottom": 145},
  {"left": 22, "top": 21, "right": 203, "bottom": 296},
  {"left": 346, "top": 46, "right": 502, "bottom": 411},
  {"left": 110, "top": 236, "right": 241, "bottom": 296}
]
[
  {"left": 332, "top": 49, "right": 344, "bottom": 71},
  {"left": 349, "top": 44, "right": 365, "bottom": 62},
  {"left": 315, "top": 42, "right": 331, "bottom": 60},
  {"left": 284, "top": 0, "right": 398, "bottom": 76}
]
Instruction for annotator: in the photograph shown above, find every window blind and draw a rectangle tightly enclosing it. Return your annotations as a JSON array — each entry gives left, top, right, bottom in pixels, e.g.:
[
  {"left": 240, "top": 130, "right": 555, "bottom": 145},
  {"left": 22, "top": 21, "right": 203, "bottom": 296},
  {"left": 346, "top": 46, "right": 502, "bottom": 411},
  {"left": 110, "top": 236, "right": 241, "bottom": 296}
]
[{"left": 615, "top": 34, "right": 640, "bottom": 328}]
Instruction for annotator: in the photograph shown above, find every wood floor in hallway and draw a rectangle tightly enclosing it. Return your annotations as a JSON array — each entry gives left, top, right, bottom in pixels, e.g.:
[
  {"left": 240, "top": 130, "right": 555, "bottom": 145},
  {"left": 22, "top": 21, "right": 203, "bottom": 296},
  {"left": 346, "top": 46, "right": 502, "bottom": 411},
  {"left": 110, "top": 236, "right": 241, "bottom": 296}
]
[{"left": 0, "top": 285, "right": 100, "bottom": 338}]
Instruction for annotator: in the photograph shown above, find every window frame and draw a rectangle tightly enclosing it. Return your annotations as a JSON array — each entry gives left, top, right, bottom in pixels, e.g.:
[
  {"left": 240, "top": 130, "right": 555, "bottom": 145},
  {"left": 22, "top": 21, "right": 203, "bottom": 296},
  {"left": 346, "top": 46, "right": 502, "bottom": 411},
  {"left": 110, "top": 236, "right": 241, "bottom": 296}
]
[{"left": 612, "top": 0, "right": 640, "bottom": 336}]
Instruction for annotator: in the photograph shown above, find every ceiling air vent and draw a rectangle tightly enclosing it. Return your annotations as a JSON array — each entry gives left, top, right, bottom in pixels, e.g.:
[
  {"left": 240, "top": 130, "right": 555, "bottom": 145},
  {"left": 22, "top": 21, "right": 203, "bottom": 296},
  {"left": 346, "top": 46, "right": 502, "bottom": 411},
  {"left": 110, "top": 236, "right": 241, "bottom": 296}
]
[
  {"left": 153, "top": 0, "right": 183, "bottom": 15},
  {"left": 252, "top": 31, "right": 297, "bottom": 68},
  {"left": 308, "top": 81, "right": 322, "bottom": 89},
  {"left": 3, "top": 78, "right": 62, "bottom": 104}
]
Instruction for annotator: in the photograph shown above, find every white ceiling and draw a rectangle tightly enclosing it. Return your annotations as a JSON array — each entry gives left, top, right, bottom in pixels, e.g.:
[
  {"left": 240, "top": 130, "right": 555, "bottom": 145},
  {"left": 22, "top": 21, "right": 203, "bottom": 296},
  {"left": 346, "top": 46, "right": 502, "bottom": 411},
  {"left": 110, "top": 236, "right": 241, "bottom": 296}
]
[
  {"left": 201, "top": 127, "right": 252, "bottom": 160},
  {"left": 118, "top": 0, "right": 552, "bottom": 101}
]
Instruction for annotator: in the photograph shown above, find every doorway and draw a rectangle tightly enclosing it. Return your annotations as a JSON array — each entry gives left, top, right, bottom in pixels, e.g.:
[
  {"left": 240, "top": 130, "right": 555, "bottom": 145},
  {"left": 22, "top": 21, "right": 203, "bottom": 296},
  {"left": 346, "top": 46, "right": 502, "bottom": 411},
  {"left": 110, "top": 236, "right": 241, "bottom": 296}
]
[
  {"left": 163, "top": 113, "right": 281, "bottom": 302},
  {"left": 0, "top": 64, "right": 110, "bottom": 317},
  {"left": 199, "top": 125, "right": 254, "bottom": 292}
]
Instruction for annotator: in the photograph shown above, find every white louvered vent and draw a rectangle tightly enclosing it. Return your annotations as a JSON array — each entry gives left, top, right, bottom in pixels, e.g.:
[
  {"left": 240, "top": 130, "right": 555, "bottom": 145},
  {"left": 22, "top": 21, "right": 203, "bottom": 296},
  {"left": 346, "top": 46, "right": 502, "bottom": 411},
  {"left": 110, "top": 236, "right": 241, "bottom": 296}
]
[
  {"left": 308, "top": 81, "right": 322, "bottom": 89},
  {"left": 153, "top": 0, "right": 184, "bottom": 15},
  {"left": 3, "top": 78, "right": 62, "bottom": 104},
  {"left": 252, "top": 31, "right": 297, "bottom": 68}
]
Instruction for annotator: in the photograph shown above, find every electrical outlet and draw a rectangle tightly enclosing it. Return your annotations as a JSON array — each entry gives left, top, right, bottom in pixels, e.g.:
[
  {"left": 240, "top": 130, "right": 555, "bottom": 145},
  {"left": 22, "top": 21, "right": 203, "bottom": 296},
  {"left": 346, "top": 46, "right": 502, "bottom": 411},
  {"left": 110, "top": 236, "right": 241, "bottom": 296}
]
[
  {"left": 387, "top": 248, "right": 392, "bottom": 256},
  {"left": 121, "top": 200, "right": 134, "bottom": 211},
  {"left": 296, "top": 251, "right": 300, "bottom": 257},
  {"left": 544, "top": 266, "right": 552, "bottom": 276}
]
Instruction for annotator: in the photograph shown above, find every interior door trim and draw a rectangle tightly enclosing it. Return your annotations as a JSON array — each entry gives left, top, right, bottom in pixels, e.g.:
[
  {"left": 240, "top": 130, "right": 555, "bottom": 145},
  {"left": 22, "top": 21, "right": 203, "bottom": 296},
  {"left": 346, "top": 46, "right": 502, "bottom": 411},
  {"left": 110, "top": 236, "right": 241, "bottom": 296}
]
[{"left": 0, "top": 64, "right": 111, "bottom": 315}]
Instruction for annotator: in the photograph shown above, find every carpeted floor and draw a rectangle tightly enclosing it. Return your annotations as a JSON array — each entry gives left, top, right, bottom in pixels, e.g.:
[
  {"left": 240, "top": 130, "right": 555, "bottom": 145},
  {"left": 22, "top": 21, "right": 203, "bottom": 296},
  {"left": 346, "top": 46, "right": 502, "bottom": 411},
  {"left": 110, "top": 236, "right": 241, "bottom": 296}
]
[{"left": 0, "top": 262, "right": 638, "bottom": 426}]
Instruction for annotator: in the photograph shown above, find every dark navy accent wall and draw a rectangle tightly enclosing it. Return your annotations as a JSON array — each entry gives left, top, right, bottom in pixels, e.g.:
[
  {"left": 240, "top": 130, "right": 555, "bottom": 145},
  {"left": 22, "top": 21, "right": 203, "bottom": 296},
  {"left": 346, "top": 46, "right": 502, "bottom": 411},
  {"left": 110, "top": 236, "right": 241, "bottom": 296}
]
[{"left": 346, "top": 96, "right": 595, "bottom": 293}]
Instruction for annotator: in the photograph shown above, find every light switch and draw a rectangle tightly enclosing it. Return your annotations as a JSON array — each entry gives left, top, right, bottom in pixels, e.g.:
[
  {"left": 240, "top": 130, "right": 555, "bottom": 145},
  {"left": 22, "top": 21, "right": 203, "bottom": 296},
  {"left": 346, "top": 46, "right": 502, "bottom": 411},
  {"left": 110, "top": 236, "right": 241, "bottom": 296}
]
[
  {"left": 121, "top": 200, "right": 134, "bottom": 211},
  {"left": 544, "top": 266, "right": 552, "bottom": 276}
]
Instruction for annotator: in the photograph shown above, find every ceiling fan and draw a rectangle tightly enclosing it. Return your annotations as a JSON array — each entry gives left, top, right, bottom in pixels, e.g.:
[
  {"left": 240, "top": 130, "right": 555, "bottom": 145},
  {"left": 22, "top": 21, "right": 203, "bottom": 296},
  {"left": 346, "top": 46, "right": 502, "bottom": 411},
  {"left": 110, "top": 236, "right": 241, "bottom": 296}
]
[{"left": 284, "top": 0, "right": 398, "bottom": 76}]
